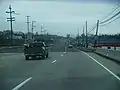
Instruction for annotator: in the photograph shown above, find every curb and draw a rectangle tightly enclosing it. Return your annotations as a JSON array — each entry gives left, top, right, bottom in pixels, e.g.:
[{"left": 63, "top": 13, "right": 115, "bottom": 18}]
[{"left": 94, "top": 51, "right": 120, "bottom": 64}]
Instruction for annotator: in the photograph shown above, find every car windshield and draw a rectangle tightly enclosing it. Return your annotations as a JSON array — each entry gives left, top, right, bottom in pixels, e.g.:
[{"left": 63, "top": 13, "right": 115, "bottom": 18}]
[{"left": 0, "top": 0, "right": 120, "bottom": 90}]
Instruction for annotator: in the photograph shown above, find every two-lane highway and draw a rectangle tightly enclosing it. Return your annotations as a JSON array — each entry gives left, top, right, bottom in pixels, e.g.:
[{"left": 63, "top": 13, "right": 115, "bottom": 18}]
[
  {"left": 19, "top": 51, "right": 120, "bottom": 90},
  {"left": 0, "top": 40, "right": 120, "bottom": 90}
]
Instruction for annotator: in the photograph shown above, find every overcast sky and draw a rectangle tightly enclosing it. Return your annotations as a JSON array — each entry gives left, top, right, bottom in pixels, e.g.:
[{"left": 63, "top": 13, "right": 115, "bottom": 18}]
[{"left": 0, "top": 0, "right": 120, "bottom": 36}]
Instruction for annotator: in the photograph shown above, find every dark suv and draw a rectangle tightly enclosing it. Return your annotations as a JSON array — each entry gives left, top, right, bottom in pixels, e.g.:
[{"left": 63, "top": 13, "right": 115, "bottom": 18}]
[{"left": 24, "top": 42, "right": 49, "bottom": 60}]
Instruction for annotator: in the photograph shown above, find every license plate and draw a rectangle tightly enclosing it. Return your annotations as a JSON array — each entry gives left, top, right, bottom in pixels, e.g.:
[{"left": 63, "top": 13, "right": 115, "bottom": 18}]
[{"left": 36, "top": 56, "right": 42, "bottom": 58}]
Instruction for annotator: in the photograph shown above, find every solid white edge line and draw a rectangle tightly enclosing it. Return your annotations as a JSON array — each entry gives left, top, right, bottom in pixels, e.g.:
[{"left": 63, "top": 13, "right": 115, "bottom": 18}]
[
  {"left": 12, "top": 77, "right": 32, "bottom": 90},
  {"left": 81, "top": 51, "right": 120, "bottom": 81},
  {"left": 52, "top": 60, "right": 56, "bottom": 63}
]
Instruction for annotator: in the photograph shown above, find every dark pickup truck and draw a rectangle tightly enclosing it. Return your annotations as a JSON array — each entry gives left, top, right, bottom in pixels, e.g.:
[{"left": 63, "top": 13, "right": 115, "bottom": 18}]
[{"left": 24, "top": 42, "right": 49, "bottom": 60}]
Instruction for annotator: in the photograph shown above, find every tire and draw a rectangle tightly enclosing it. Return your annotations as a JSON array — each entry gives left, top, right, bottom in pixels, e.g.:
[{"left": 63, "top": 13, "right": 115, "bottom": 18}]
[
  {"left": 25, "top": 55, "right": 29, "bottom": 60},
  {"left": 46, "top": 52, "right": 49, "bottom": 58},
  {"left": 42, "top": 55, "right": 46, "bottom": 59}
]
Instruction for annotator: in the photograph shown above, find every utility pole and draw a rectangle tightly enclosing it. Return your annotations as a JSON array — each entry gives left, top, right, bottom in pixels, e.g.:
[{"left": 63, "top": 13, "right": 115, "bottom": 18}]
[
  {"left": 82, "top": 26, "right": 85, "bottom": 47},
  {"left": 86, "top": 21, "right": 88, "bottom": 48},
  {"left": 43, "top": 29, "right": 47, "bottom": 35},
  {"left": 31, "top": 21, "right": 36, "bottom": 39},
  {"left": 26, "top": 16, "right": 31, "bottom": 40},
  {"left": 41, "top": 24, "right": 44, "bottom": 35},
  {"left": 78, "top": 28, "right": 79, "bottom": 36},
  {"left": 83, "top": 26, "right": 84, "bottom": 34},
  {"left": 77, "top": 28, "right": 80, "bottom": 45},
  {"left": 6, "top": 5, "right": 15, "bottom": 46},
  {"left": 95, "top": 20, "right": 99, "bottom": 36},
  {"left": 94, "top": 20, "right": 99, "bottom": 48}
]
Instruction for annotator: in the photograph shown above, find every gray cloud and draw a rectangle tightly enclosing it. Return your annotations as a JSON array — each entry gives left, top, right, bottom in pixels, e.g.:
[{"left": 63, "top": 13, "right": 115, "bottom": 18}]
[{"left": 0, "top": 0, "right": 120, "bottom": 36}]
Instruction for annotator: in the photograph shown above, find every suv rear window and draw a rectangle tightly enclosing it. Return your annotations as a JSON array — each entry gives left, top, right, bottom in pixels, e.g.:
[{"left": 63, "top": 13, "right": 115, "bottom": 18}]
[{"left": 29, "top": 43, "right": 45, "bottom": 47}]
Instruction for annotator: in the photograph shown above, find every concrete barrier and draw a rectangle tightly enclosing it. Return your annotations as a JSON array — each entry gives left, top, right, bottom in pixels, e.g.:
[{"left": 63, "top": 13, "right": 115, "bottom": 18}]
[{"left": 94, "top": 48, "right": 120, "bottom": 64}]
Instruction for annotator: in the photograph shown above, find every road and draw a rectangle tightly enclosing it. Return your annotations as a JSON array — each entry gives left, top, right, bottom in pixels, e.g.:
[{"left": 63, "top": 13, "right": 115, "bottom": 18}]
[{"left": 0, "top": 40, "right": 120, "bottom": 90}]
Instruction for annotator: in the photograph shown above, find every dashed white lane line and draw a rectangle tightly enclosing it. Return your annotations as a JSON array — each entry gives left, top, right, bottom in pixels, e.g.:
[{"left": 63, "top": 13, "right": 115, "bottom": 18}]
[
  {"left": 63, "top": 52, "right": 66, "bottom": 53},
  {"left": 52, "top": 60, "right": 56, "bottom": 63},
  {"left": 81, "top": 51, "right": 120, "bottom": 81},
  {"left": 8, "top": 47, "right": 13, "bottom": 48},
  {"left": 12, "top": 77, "right": 32, "bottom": 90},
  {"left": 61, "top": 54, "right": 63, "bottom": 56}
]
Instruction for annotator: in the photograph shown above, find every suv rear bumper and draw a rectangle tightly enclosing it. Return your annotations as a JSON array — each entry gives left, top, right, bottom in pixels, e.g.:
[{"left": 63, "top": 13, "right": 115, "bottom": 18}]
[{"left": 24, "top": 53, "right": 44, "bottom": 56}]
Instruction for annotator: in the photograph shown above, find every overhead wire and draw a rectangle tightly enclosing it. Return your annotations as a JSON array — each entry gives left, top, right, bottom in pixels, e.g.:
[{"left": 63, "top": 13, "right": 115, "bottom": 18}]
[
  {"left": 87, "top": 4, "right": 120, "bottom": 34},
  {"left": 100, "top": 4, "right": 120, "bottom": 22},
  {"left": 100, "top": 10, "right": 120, "bottom": 24},
  {"left": 100, "top": 15, "right": 120, "bottom": 26},
  {"left": 87, "top": 25, "right": 96, "bottom": 34},
  {"left": 100, "top": 4, "right": 120, "bottom": 24}
]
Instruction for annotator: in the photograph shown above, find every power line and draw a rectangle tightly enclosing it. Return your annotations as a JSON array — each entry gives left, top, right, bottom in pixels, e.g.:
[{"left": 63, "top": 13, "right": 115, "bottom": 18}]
[
  {"left": 101, "top": 4, "right": 120, "bottom": 21},
  {"left": 86, "top": 5, "right": 120, "bottom": 36},
  {"left": 100, "top": 10, "right": 120, "bottom": 24},
  {"left": 100, "top": 15, "right": 120, "bottom": 26},
  {"left": 87, "top": 25, "right": 96, "bottom": 34}
]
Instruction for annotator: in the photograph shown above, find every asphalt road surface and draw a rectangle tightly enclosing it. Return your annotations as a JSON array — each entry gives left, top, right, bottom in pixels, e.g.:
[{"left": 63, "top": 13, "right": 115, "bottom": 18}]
[{"left": 0, "top": 40, "right": 120, "bottom": 90}]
